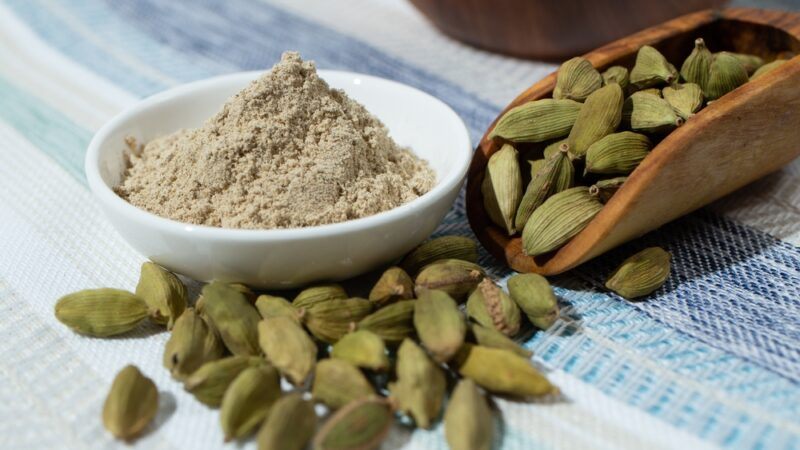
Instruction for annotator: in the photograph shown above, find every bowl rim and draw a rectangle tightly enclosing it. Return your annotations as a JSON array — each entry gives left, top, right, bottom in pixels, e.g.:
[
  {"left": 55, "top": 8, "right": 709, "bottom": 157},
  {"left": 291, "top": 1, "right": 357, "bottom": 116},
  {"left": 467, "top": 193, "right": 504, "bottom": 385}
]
[{"left": 85, "top": 70, "right": 471, "bottom": 242}]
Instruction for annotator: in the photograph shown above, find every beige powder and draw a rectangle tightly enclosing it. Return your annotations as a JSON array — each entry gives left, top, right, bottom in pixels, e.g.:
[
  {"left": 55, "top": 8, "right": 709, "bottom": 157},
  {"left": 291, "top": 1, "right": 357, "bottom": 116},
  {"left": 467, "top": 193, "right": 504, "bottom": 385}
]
[{"left": 116, "top": 52, "right": 435, "bottom": 229}]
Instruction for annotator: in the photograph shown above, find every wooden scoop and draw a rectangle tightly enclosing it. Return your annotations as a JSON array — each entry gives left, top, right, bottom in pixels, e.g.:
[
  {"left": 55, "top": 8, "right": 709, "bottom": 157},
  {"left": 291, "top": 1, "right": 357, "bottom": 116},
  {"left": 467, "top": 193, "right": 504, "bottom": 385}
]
[{"left": 466, "top": 8, "right": 800, "bottom": 275}]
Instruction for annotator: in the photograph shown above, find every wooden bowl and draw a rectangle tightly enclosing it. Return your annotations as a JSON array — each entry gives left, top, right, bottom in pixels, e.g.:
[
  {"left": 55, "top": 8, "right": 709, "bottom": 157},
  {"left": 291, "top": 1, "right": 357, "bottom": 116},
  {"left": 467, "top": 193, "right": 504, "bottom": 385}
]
[
  {"left": 408, "top": 0, "right": 727, "bottom": 61},
  {"left": 466, "top": 8, "right": 800, "bottom": 276}
]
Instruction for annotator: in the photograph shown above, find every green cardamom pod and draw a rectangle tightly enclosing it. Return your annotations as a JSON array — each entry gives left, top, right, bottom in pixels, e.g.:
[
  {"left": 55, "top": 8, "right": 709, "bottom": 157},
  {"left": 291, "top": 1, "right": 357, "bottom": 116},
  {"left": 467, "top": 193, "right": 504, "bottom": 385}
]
[
  {"left": 312, "top": 358, "right": 375, "bottom": 409},
  {"left": 163, "top": 307, "right": 225, "bottom": 381},
  {"left": 312, "top": 397, "right": 392, "bottom": 450},
  {"left": 229, "top": 283, "right": 257, "bottom": 304},
  {"left": 414, "top": 259, "right": 485, "bottom": 302},
  {"left": 622, "top": 91, "right": 683, "bottom": 133},
  {"left": 220, "top": 365, "right": 282, "bottom": 441},
  {"left": 751, "top": 59, "right": 787, "bottom": 79},
  {"left": 368, "top": 266, "right": 414, "bottom": 306},
  {"left": 388, "top": 339, "right": 446, "bottom": 429},
  {"left": 357, "top": 299, "right": 416, "bottom": 344},
  {"left": 507, "top": 273, "right": 559, "bottom": 330},
  {"left": 299, "top": 297, "right": 373, "bottom": 344},
  {"left": 489, "top": 99, "right": 582, "bottom": 142},
  {"left": 453, "top": 344, "right": 556, "bottom": 397},
  {"left": 135, "top": 262, "right": 187, "bottom": 329},
  {"left": 529, "top": 158, "right": 546, "bottom": 178},
  {"left": 636, "top": 87, "right": 662, "bottom": 97},
  {"left": 553, "top": 57, "right": 603, "bottom": 102},
  {"left": 705, "top": 52, "right": 749, "bottom": 100},
  {"left": 413, "top": 289, "right": 466, "bottom": 363},
  {"left": 605, "top": 247, "right": 671, "bottom": 299},
  {"left": 102, "top": 365, "right": 158, "bottom": 441},
  {"left": 255, "top": 294, "right": 299, "bottom": 323},
  {"left": 566, "top": 83, "right": 624, "bottom": 158},
  {"left": 521, "top": 186, "right": 603, "bottom": 256},
  {"left": 482, "top": 144, "right": 522, "bottom": 235},
  {"left": 584, "top": 131, "right": 651, "bottom": 176},
  {"left": 515, "top": 143, "right": 574, "bottom": 231},
  {"left": 399, "top": 235, "right": 478, "bottom": 276},
  {"left": 602, "top": 65, "right": 630, "bottom": 90},
  {"left": 543, "top": 139, "right": 567, "bottom": 159},
  {"left": 184, "top": 356, "right": 264, "bottom": 407},
  {"left": 201, "top": 282, "right": 261, "bottom": 356},
  {"left": 55, "top": 288, "right": 148, "bottom": 337},
  {"left": 444, "top": 379, "right": 494, "bottom": 450},
  {"left": 662, "top": 83, "right": 704, "bottom": 120},
  {"left": 681, "top": 38, "right": 712, "bottom": 91},
  {"left": 331, "top": 330, "right": 389, "bottom": 372},
  {"left": 590, "top": 176, "right": 628, "bottom": 203},
  {"left": 723, "top": 51, "right": 764, "bottom": 75},
  {"left": 469, "top": 323, "right": 532, "bottom": 358},
  {"left": 630, "top": 45, "right": 678, "bottom": 88},
  {"left": 256, "top": 392, "right": 317, "bottom": 450},
  {"left": 258, "top": 317, "right": 317, "bottom": 386},
  {"left": 293, "top": 284, "right": 348, "bottom": 309},
  {"left": 466, "top": 279, "right": 521, "bottom": 337}
]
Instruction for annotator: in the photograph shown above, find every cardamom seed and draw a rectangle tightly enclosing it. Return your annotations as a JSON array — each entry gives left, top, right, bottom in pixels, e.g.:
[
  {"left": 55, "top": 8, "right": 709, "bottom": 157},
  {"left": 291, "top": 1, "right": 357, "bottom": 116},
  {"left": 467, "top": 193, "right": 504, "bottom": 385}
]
[
  {"left": 507, "top": 273, "right": 559, "bottom": 330},
  {"left": 453, "top": 344, "right": 556, "bottom": 397},
  {"left": 399, "top": 235, "right": 478, "bottom": 276},
  {"left": 201, "top": 282, "right": 261, "bottom": 356},
  {"left": 662, "top": 83, "right": 704, "bottom": 120},
  {"left": 566, "top": 83, "right": 624, "bottom": 158},
  {"left": 482, "top": 144, "right": 522, "bottom": 235},
  {"left": 413, "top": 289, "right": 466, "bottom": 363},
  {"left": 444, "top": 379, "right": 493, "bottom": 450},
  {"left": 681, "top": 38, "right": 712, "bottom": 91},
  {"left": 163, "top": 307, "right": 225, "bottom": 381},
  {"left": 723, "top": 51, "right": 764, "bottom": 75},
  {"left": 553, "top": 57, "right": 603, "bottom": 102},
  {"left": 293, "top": 284, "right": 348, "bottom": 309},
  {"left": 357, "top": 299, "right": 416, "bottom": 344},
  {"left": 312, "top": 397, "right": 392, "bottom": 450},
  {"left": 368, "top": 266, "right": 414, "bottom": 306},
  {"left": 630, "top": 45, "right": 677, "bottom": 88},
  {"left": 469, "top": 323, "right": 532, "bottom": 358},
  {"left": 135, "top": 262, "right": 187, "bottom": 329},
  {"left": 220, "top": 365, "right": 282, "bottom": 441},
  {"left": 705, "top": 52, "right": 749, "bottom": 100},
  {"left": 751, "top": 59, "right": 787, "bottom": 79},
  {"left": 601, "top": 65, "right": 629, "bottom": 90},
  {"left": 184, "top": 356, "right": 264, "bottom": 407},
  {"left": 102, "top": 365, "right": 158, "bottom": 441},
  {"left": 622, "top": 91, "right": 683, "bottom": 133},
  {"left": 258, "top": 316, "right": 317, "bottom": 386},
  {"left": 466, "top": 279, "right": 521, "bottom": 337},
  {"left": 255, "top": 294, "right": 299, "bottom": 323},
  {"left": 300, "top": 297, "right": 373, "bottom": 344},
  {"left": 515, "top": 143, "right": 574, "bottom": 230},
  {"left": 388, "top": 339, "right": 446, "bottom": 429},
  {"left": 55, "top": 288, "right": 148, "bottom": 337},
  {"left": 414, "top": 259, "right": 485, "bottom": 302},
  {"left": 590, "top": 176, "right": 628, "bottom": 203},
  {"left": 312, "top": 358, "right": 375, "bottom": 409},
  {"left": 584, "top": 131, "right": 651, "bottom": 175},
  {"left": 257, "top": 392, "right": 317, "bottom": 450},
  {"left": 489, "top": 99, "right": 582, "bottom": 142},
  {"left": 605, "top": 247, "right": 671, "bottom": 299},
  {"left": 521, "top": 186, "right": 603, "bottom": 256},
  {"left": 331, "top": 330, "right": 390, "bottom": 372}
]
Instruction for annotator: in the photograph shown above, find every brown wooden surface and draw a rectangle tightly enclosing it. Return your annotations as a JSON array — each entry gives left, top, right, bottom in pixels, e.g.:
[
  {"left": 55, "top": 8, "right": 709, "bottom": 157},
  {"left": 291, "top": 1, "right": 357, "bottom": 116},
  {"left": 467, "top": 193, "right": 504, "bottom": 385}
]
[
  {"left": 466, "top": 8, "right": 800, "bottom": 275},
  {"left": 409, "top": 0, "right": 727, "bottom": 61}
]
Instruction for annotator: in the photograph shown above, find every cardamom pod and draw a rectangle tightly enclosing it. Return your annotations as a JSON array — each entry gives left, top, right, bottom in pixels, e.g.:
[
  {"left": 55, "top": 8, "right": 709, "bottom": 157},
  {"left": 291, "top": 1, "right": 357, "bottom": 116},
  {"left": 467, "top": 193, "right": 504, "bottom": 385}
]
[
  {"left": 413, "top": 289, "right": 465, "bottom": 363},
  {"left": 566, "top": 83, "right": 624, "bottom": 158},
  {"left": 605, "top": 247, "right": 671, "bottom": 299},
  {"left": 723, "top": 51, "right": 764, "bottom": 75},
  {"left": 453, "top": 344, "right": 556, "bottom": 397},
  {"left": 163, "top": 307, "right": 225, "bottom": 381},
  {"left": 681, "top": 38, "right": 712, "bottom": 91},
  {"left": 357, "top": 299, "right": 416, "bottom": 344},
  {"left": 368, "top": 266, "right": 414, "bottom": 306},
  {"left": 102, "top": 365, "right": 158, "bottom": 441},
  {"left": 590, "top": 176, "right": 628, "bottom": 203},
  {"left": 543, "top": 139, "right": 567, "bottom": 159},
  {"left": 331, "top": 330, "right": 389, "bottom": 371},
  {"left": 662, "top": 83, "right": 704, "bottom": 120},
  {"left": 515, "top": 144, "right": 574, "bottom": 230},
  {"left": 751, "top": 59, "right": 786, "bottom": 79},
  {"left": 705, "top": 52, "right": 749, "bottom": 100},
  {"left": 466, "top": 279, "right": 521, "bottom": 337},
  {"left": 622, "top": 91, "right": 683, "bottom": 133},
  {"left": 469, "top": 323, "right": 532, "bottom": 358},
  {"left": 553, "top": 57, "right": 603, "bottom": 102},
  {"left": 312, "top": 358, "right": 375, "bottom": 409},
  {"left": 312, "top": 397, "right": 392, "bottom": 450},
  {"left": 388, "top": 339, "right": 446, "bottom": 429},
  {"left": 444, "top": 379, "right": 493, "bottom": 450},
  {"left": 630, "top": 45, "right": 677, "bottom": 88},
  {"left": 229, "top": 283, "right": 257, "bottom": 304},
  {"left": 482, "top": 144, "right": 522, "bottom": 235},
  {"left": 602, "top": 65, "right": 630, "bottom": 90},
  {"left": 300, "top": 297, "right": 373, "bottom": 344},
  {"left": 584, "top": 131, "right": 651, "bottom": 175},
  {"left": 135, "top": 262, "right": 187, "bottom": 329},
  {"left": 529, "top": 158, "right": 546, "bottom": 178},
  {"left": 399, "top": 235, "right": 478, "bottom": 276},
  {"left": 293, "top": 284, "right": 348, "bottom": 309},
  {"left": 256, "top": 392, "right": 317, "bottom": 450},
  {"left": 55, "top": 288, "right": 148, "bottom": 337},
  {"left": 258, "top": 317, "right": 317, "bottom": 386},
  {"left": 507, "top": 273, "right": 559, "bottom": 330},
  {"left": 220, "top": 365, "right": 282, "bottom": 441},
  {"left": 184, "top": 356, "right": 264, "bottom": 407},
  {"left": 414, "top": 259, "right": 485, "bottom": 302},
  {"left": 636, "top": 87, "right": 662, "bottom": 97},
  {"left": 201, "top": 282, "right": 261, "bottom": 356},
  {"left": 255, "top": 294, "right": 299, "bottom": 323},
  {"left": 489, "top": 99, "right": 582, "bottom": 142},
  {"left": 521, "top": 186, "right": 603, "bottom": 256}
]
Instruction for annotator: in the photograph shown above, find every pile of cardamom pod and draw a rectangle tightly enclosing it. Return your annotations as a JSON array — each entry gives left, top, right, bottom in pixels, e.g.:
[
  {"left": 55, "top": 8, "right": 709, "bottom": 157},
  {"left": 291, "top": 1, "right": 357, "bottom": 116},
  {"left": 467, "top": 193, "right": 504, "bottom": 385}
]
[
  {"left": 55, "top": 235, "right": 571, "bottom": 449},
  {"left": 484, "top": 38, "right": 787, "bottom": 257}
]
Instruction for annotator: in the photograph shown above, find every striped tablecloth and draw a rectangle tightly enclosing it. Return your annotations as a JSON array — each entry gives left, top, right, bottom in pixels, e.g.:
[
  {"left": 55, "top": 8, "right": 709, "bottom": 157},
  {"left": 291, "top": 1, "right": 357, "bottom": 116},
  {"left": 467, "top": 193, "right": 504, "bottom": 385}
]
[{"left": 1, "top": 1, "right": 798, "bottom": 449}]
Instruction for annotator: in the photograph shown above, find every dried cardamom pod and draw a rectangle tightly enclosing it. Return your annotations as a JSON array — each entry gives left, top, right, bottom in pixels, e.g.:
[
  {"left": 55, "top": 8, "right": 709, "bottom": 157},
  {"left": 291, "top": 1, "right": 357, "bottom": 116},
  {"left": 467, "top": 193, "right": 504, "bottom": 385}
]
[
  {"left": 55, "top": 288, "right": 148, "bottom": 337},
  {"left": 543, "top": 139, "right": 567, "bottom": 159},
  {"left": 357, "top": 299, "right": 416, "bottom": 344},
  {"left": 312, "top": 358, "right": 375, "bottom": 409},
  {"left": 453, "top": 344, "right": 556, "bottom": 397},
  {"left": 622, "top": 91, "right": 683, "bottom": 133},
  {"left": 258, "top": 317, "right": 316, "bottom": 386},
  {"left": 414, "top": 259, "right": 485, "bottom": 302},
  {"left": 566, "top": 83, "right": 624, "bottom": 158},
  {"left": 300, "top": 297, "right": 373, "bottom": 344},
  {"left": 388, "top": 339, "right": 446, "bottom": 429},
  {"left": 662, "top": 83, "right": 704, "bottom": 120},
  {"left": 293, "top": 284, "right": 348, "bottom": 309},
  {"left": 482, "top": 144, "right": 522, "bottom": 235},
  {"left": 751, "top": 59, "right": 787, "bottom": 79},
  {"left": 605, "top": 247, "right": 671, "bottom": 299},
  {"left": 368, "top": 267, "right": 414, "bottom": 306},
  {"left": 184, "top": 356, "right": 264, "bottom": 407},
  {"left": 681, "top": 38, "right": 712, "bottom": 91},
  {"left": 590, "top": 176, "right": 628, "bottom": 203},
  {"left": 229, "top": 283, "right": 257, "bottom": 304},
  {"left": 312, "top": 397, "right": 392, "bottom": 450},
  {"left": 135, "top": 262, "right": 187, "bottom": 329},
  {"left": 529, "top": 158, "right": 546, "bottom": 178},
  {"left": 255, "top": 294, "right": 299, "bottom": 323},
  {"left": 507, "top": 273, "right": 559, "bottom": 330},
  {"left": 553, "top": 57, "right": 603, "bottom": 102},
  {"left": 515, "top": 144, "right": 574, "bottom": 231},
  {"left": 331, "top": 330, "right": 389, "bottom": 371},
  {"left": 102, "top": 365, "right": 158, "bottom": 441},
  {"left": 201, "top": 282, "right": 261, "bottom": 356},
  {"left": 399, "top": 235, "right": 478, "bottom": 276},
  {"left": 413, "top": 289, "right": 465, "bottom": 363},
  {"left": 444, "top": 379, "right": 493, "bottom": 450},
  {"left": 602, "top": 65, "right": 629, "bottom": 90},
  {"left": 584, "top": 131, "right": 651, "bottom": 175},
  {"left": 163, "top": 308, "right": 225, "bottom": 381},
  {"left": 489, "top": 99, "right": 582, "bottom": 142},
  {"left": 466, "top": 279, "right": 521, "bottom": 337},
  {"left": 723, "top": 51, "right": 764, "bottom": 75},
  {"left": 521, "top": 186, "right": 603, "bottom": 256},
  {"left": 636, "top": 88, "right": 662, "bottom": 97},
  {"left": 630, "top": 45, "right": 678, "bottom": 88},
  {"left": 705, "top": 52, "right": 749, "bottom": 100},
  {"left": 220, "top": 365, "right": 282, "bottom": 441},
  {"left": 469, "top": 323, "right": 532, "bottom": 358},
  {"left": 256, "top": 392, "right": 317, "bottom": 450}
]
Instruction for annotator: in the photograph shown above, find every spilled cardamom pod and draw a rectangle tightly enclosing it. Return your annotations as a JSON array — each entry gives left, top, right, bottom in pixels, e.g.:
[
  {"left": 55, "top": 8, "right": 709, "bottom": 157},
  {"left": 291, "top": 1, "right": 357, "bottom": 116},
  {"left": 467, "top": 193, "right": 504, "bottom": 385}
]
[
  {"left": 201, "top": 281, "right": 261, "bottom": 356},
  {"left": 602, "top": 65, "right": 630, "bottom": 90},
  {"left": 622, "top": 91, "right": 683, "bottom": 133},
  {"left": 102, "top": 365, "right": 158, "bottom": 441},
  {"left": 453, "top": 344, "right": 556, "bottom": 397},
  {"left": 584, "top": 131, "right": 651, "bottom": 175},
  {"left": 590, "top": 176, "right": 628, "bottom": 203},
  {"left": 521, "top": 186, "right": 603, "bottom": 256},
  {"left": 220, "top": 365, "right": 282, "bottom": 441},
  {"left": 312, "top": 397, "right": 392, "bottom": 450},
  {"left": 413, "top": 289, "right": 465, "bottom": 363},
  {"left": 388, "top": 338, "right": 446, "bottom": 429},
  {"left": 55, "top": 288, "right": 148, "bottom": 337},
  {"left": 312, "top": 358, "right": 375, "bottom": 409},
  {"left": 368, "top": 266, "right": 414, "bottom": 306},
  {"left": 258, "top": 317, "right": 317, "bottom": 386},
  {"left": 300, "top": 297, "right": 373, "bottom": 344},
  {"left": 489, "top": 99, "right": 582, "bottom": 142},
  {"left": 293, "top": 284, "right": 348, "bottom": 309},
  {"left": 515, "top": 143, "right": 574, "bottom": 230},
  {"left": 256, "top": 392, "right": 317, "bottom": 450},
  {"left": 444, "top": 379, "right": 494, "bottom": 450},
  {"left": 135, "top": 262, "right": 187, "bottom": 329},
  {"left": 255, "top": 294, "right": 299, "bottom": 323},
  {"left": 662, "top": 83, "right": 704, "bottom": 120},
  {"left": 399, "top": 235, "right": 478, "bottom": 276},
  {"left": 723, "top": 51, "right": 764, "bottom": 75},
  {"left": 566, "top": 83, "right": 624, "bottom": 158},
  {"left": 163, "top": 307, "right": 225, "bottom": 381},
  {"left": 469, "top": 322, "right": 532, "bottom": 358},
  {"left": 630, "top": 45, "right": 677, "bottom": 88},
  {"left": 705, "top": 52, "right": 749, "bottom": 100},
  {"left": 357, "top": 299, "right": 416, "bottom": 344},
  {"left": 414, "top": 259, "right": 485, "bottom": 302},
  {"left": 605, "top": 247, "right": 671, "bottom": 299},
  {"left": 553, "top": 57, "right": 603, "bottom": 102},
  {"left": 751, "top": 59, "right": 786, "bottom": 79},
  {"left": 184, "top": 356, "right": 264, "bottom": 407},
  {"left": 466, "top": 279, "right": 521, "bottom": 337},
  {"left": 681, "top": 38, "right": 712, "bottom": 91},
  {"left": 482, "top": 144, "right": 522, "bottom": 235},
  {"left": 507, "top": 273, "right": 559, "bottom": 330},
  {"left": 331, "top": 330, "right": 389, "bottom": 372}
]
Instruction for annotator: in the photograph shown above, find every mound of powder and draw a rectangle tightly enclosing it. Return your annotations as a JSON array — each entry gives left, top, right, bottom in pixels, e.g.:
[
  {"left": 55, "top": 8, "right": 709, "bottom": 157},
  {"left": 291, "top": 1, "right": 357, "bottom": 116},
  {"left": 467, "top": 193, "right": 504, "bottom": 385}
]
[{"left": 116, "top": 52, "right": 435, "bottom": 229}]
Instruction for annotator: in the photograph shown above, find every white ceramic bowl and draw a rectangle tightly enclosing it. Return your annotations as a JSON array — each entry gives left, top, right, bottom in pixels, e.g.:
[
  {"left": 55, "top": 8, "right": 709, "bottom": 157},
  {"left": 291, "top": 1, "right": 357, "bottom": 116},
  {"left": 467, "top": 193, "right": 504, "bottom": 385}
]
[{"left": 86, "top": 70, "right": 471, "bottom": 288}]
